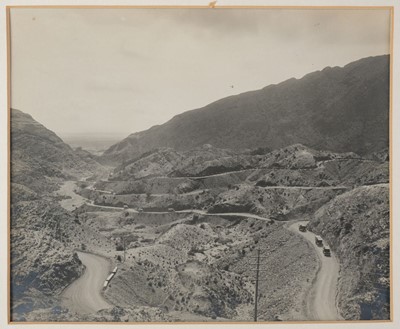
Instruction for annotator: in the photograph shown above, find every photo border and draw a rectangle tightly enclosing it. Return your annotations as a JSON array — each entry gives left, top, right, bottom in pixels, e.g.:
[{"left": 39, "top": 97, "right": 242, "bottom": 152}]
[{"left": 2, "top": 2, "right": 397, "bottom": 328}]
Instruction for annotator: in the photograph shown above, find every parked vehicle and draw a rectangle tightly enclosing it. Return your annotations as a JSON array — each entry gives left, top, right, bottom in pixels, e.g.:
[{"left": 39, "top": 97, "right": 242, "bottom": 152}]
[
  {"left": 315, "top": 235, "right": 323, "bottom": 246},
  {"left": 123, "top": 204, "right": 128, "bottom": 209},
  {"left": 168, "top": 207, "right": 175, "bottom": 212}
]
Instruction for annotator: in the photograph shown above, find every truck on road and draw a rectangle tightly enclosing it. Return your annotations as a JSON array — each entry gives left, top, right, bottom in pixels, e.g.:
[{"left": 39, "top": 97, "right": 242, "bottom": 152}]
[
  {"left": 323, "top": 246, "right": 331, "bottom": 257},
  {"left": 315, "top": 235, "right": 323, "bottom": 246},
  {"left": 299, "top": 224, "right": 307, "bottom": 232}
]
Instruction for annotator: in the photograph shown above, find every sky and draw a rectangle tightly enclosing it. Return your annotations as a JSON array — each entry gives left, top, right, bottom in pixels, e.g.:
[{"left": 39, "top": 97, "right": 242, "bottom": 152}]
[{"left": 10, "top": 8, "right": 391, "bottom": 139}]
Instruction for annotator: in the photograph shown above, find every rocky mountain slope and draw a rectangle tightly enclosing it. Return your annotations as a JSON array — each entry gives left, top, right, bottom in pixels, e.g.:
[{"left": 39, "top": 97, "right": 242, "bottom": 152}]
[
  {"left": 307, "top": 184, "right": 390, "bottom": 320},
  {"left": 11, "top": 109, "right": 102, "bottom": 193},
  {"left": 91, "top": 144, "right": 388, "bottom": 221},
  {"left": 10, "top": 56, "right": 390, "bottom": 321},
  {"left": 67, "top": 210, "right": 318, "bottom": 321},
  {"left": 81, "top": 140, "right": 389, "bottom": 321},
  {"left": 102, "top": 55, "right": 389, "bottom": 164},
  {"left": 16, "top": 138, "right": 387, "bottom": 321},
  {"left": 108, "top": 143, "right": 386, "bottom": 183},
  {"left": 110, "top": 144, "right": 253, "bottom": 180},
  {"left": 10, "top": 109, "right": 106, "bottom": 320},
  {"left": 11, "top": 201, "right": 84, "bottom": 319}
]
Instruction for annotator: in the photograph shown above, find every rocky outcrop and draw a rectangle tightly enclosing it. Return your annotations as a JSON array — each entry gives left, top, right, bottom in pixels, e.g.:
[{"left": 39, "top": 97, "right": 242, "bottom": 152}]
[
  {"left": 11, "top": 201, "right": 84, "bottom": 319},
  {"left": 308, "top": 185, "right": 390, "bottom": 320}
]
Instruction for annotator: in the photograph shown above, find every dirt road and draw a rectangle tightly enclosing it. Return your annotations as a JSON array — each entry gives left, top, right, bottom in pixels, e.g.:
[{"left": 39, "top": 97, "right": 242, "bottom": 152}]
[
  {"left": 85, "top": 204, "right": 273, "bottom": 223},
  {"left": 178, "top": 209, "right": 273, "bottom": 222},
  {"left": 288, "top": 221, "right": 343, "bottom": 321},
  {"left": 62, "top": 251, "right": 111, "bottom": 314},
  {"left": 58, "top": 181, "right": 88, "bottom": 211}
]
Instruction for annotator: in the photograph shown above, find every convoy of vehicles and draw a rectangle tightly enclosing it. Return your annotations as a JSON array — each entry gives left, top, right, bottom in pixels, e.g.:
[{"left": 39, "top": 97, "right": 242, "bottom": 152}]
[{"left": 298, "top": 223, "right": 331, "bottom": 257}]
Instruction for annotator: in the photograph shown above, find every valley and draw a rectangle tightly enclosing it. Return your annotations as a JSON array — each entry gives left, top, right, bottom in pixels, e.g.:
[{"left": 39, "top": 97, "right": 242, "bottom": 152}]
[
  {"left": 9, "top": 54, "right": 390, "bottom": 322},
  {"left": 10, "top": 128, "right": 389, "bottom": 322},
  {"left": 42, "top": 141, "right": 387, "bottom": 322}
]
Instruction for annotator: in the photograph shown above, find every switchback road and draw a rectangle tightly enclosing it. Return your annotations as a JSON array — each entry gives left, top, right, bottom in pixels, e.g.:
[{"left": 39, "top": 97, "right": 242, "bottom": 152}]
[
  {"left": 84, "top": 204, "right": 273, "bottom": 223},
  {"left": 62, "top": 251, "right": 111, "bottom": 314}
]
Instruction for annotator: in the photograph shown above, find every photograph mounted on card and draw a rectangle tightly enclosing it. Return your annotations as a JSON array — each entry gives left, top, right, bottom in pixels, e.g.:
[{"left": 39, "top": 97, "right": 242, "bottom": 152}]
[{"left": 7, "top": 4, "right": 392, "bottom": 323}]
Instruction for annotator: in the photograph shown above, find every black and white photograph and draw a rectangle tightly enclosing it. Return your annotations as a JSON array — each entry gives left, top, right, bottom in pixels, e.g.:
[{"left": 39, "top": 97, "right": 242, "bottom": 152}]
[{"left": 6, "top": 4, "right": 393, "bottom": 324}]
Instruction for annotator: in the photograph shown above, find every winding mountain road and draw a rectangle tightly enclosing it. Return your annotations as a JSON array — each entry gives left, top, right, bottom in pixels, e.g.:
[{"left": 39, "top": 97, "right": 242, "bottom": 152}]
[
  {"left": 61, "top": 220, "right": 340, "bottom": 319},
  {"left": 59, "top": 180, "right": 270, "bottom": 220},
  {"left": 58, "top": 181, "right": 88, "bottom": 211},
  {"left": 288, "top": 221, "right": 343, "bottom": 320},
  {"left": 85, "top": 203, "right": 274, "bottom": 223},
  {"left": 60, "top": 180, "right": 341, "bottom": 319},
  {"left": 62, "top": 252, "right": 111, "bottom": 314}
]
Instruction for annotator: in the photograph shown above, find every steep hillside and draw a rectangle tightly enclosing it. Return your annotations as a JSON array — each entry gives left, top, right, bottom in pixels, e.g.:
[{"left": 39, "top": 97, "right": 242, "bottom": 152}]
[
  {"left": 110, "top": 145, "right": 252, "bottom": 181},
  {"left": 98, "top": 214, "right": 318, "bottom": 321},
  {"left": 10, "top": 109, "right": 105, "bottom": 320},
  {"left": 11, "top": 201, "right": 84, "bottom": 319},
  {"left": 88, "top": 143, "right": 388, "bottom": 221},
  {"left": 11, "top": 108, "right": 102, "bottom": 193},
  {"left": 102, "top": 55, "right": 389, "bottom": 164},
  {"left": 307, "top": 185, "right": 390, "bottom": 320}
]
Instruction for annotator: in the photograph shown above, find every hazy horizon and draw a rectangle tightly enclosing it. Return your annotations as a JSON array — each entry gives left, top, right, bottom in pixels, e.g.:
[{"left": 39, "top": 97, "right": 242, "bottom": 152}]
[
  {"left": 10, "top": 8, "right": 391, "bottom": 138},
  {"left": 16, "top": 52, "right": 389, "bottom": 145}
]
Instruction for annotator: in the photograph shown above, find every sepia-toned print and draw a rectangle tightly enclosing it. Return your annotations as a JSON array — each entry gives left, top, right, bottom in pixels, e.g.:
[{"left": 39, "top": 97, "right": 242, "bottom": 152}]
[{"left": 9, "top": 6, "right": 391, "bottom": 323}]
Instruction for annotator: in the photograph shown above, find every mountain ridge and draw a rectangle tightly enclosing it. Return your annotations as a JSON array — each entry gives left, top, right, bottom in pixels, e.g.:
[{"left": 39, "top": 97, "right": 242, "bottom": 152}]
[{"left": 102, "top": 55, "right": 389, "bottom": 164}]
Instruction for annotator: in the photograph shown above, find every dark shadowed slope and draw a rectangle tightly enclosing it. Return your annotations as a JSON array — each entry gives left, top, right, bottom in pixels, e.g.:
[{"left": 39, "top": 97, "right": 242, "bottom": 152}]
[{"left": 102, "top": 55, "right": 389, "bottom": 164}]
